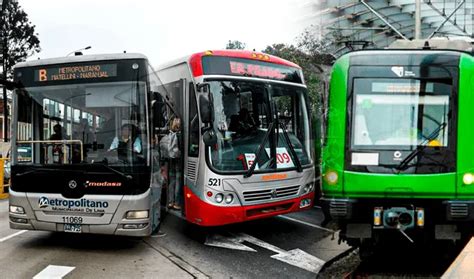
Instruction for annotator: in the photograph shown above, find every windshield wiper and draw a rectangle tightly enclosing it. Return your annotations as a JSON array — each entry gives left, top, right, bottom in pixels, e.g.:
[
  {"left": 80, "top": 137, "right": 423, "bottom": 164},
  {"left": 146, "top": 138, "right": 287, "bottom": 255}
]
[
  {"left": 90, "top": 162, "right": 133, "bottom": 180},
  {"left": 278, "top": 122, "right": 303, "bottom": 172},
  {"left": 15, "top": 168, "right": 64, "bottom": 177},
  {"left": 396, "top": 122, "right": 447, "bottom": 171},
  {"left": 244, "top": 122, "right": 275, "bottom": 178}
]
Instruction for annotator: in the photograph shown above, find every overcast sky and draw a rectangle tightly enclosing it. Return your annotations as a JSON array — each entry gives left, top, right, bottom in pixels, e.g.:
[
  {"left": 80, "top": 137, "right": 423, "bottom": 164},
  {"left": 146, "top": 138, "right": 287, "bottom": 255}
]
[{"left": 20, "top": 0, "right": 310, "bottom": 65}]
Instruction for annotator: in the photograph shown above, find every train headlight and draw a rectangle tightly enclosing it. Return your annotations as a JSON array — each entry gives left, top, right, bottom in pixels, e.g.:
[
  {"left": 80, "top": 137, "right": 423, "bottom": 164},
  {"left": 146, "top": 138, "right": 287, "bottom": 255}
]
[
  {"left": 463, "top": 173, "right": 474, "bottom": 185},
  {"left": 126, "top": 210, "right": 149, "bottom": 219},
  {"left": 325, "top": 171, "right": 339, "bottom": 185},
  {"left": 215, "top": 193, "right": 224, "bottom": 203},
  {"left": 9, "top": 205, "right": 25, "bottom": 214},
  {"left": 225, "top": 194, "right": 234, "bottom": 204}
]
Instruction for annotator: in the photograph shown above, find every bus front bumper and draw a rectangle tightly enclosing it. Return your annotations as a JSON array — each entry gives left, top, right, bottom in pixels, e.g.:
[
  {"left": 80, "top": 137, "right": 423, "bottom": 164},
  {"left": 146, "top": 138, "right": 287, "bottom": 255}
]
[{"left": 184, "top": 186, "right": 315, "bottom": 226}]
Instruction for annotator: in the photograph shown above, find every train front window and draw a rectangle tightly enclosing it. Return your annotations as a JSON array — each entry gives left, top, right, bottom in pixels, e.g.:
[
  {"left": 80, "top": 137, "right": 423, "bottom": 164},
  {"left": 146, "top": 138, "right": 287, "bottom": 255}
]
[
  {"left": 14, "top": 81, "right": 148, "bottom": 166},
  {"left": 352, "top": 78, "right": 451, "bottom": 149},
  {"left": 207, "top": 80, "right": 311, "bottom": 172}
]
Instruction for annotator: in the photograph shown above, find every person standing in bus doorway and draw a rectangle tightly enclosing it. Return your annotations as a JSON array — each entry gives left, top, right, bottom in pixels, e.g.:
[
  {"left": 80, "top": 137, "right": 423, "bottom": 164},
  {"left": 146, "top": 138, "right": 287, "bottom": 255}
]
[{"left": 167, "top": 117, "right": 182, "bottom": 210}]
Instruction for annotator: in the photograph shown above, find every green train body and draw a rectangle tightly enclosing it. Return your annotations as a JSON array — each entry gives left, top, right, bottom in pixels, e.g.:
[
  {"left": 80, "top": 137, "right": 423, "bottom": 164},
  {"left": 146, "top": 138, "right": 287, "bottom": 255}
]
[{"left": 321, "top": 46, "right": 474, "bottom": 247}]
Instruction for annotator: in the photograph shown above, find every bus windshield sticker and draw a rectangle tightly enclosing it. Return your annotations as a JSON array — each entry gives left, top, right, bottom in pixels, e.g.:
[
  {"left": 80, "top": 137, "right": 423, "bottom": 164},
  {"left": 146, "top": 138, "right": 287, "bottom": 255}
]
[
  {"left": 35, "top": 64, "right": 117, "bottom": 82},
  {"left": 265, "top": 147, "right": 294, "bottom": 169},
  {"left": 244, "top": 153, "right": 259, "bottom": 170},
  {"left": 351, "top": 153, "right": 379, "bottom": 166}
]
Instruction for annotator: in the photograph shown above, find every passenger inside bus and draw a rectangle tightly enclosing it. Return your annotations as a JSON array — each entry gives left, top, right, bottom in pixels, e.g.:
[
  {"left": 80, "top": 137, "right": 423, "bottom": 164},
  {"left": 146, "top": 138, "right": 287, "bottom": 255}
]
[
  {"left": 228, "top": 108, "right": 256, "bottom": 136},
  {"left": 49, "top": 124, "right": 64, "bottom": 140},
  {"left": 108, "top": 124, "right": 142, "bottom": 161}
]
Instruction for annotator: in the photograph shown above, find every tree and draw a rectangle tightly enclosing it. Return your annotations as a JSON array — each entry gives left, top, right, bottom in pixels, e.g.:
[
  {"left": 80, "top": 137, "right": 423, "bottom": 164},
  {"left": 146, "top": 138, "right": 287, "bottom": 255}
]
[
  {"left": 262, "top": 43, "right": 325, "bottom": 114},
  {"left": 225, "top": 40, "right": 246, "bottom": 50},
  {"left": 1, "top": 0, "right": 40, "bottom": 141},
  {"left": 1, "top": 0, "right": 41, "bottom": 78}
]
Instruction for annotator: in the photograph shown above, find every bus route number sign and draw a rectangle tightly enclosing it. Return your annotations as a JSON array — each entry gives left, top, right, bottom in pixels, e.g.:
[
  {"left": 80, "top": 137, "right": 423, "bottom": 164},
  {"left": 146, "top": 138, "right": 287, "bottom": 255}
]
[{"left": 266, "top": 148, "right": 294, "bottom": 169}]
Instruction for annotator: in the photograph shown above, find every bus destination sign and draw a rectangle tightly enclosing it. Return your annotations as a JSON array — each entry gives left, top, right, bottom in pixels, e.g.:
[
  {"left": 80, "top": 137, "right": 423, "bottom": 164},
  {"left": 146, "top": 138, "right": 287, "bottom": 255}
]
[
  {"left": 201, "top": 56, "right": 303, "bottom": 84},
  {"left": 229, "top": 61, "right": 286, "bottom": 80},
  {"left": 35, "top": 64, "right": 117, "bottom": 82}
]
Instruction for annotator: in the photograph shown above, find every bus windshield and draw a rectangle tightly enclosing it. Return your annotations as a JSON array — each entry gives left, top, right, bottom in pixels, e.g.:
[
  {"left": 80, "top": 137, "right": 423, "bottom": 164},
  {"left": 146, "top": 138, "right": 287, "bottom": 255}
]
[
  {"left": 14, "top": 81, "right": 147, "bottom": 166},
  {"left": 207, "top": 79, "right": 311, "bottom": 172}
]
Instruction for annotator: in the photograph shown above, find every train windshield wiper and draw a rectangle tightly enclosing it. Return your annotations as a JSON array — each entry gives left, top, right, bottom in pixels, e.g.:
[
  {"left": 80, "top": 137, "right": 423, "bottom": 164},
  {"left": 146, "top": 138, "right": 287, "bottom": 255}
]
[
  {"left": 244, "top": 122, "right": 274, "bottom": 178},
  {"left": 396, "top": 122, "right": 447, "bottom": 171},
  {"left": 278, "top": 122, "right": 303, "bottom": 172}
]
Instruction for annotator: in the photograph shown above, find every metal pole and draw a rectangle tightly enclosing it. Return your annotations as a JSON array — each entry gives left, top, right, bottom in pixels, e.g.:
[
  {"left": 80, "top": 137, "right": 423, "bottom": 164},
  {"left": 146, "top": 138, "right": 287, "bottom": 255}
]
[
  {"left": 360, "top": 0, "right": 408, "bottom": 40},
  {"left": 415, "top": 0, "right": 422, "bottom": 39},
  {"left": 428, "top": 0, "right": 465, "bottom": 39},
  {"left": 1, "top": 0, "right": 9, "bottom": 142}
]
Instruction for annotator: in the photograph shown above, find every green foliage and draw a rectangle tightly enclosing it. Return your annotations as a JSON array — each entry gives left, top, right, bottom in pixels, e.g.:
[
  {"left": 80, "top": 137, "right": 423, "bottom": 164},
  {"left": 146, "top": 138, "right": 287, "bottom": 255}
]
[
  {"left": 225, "top": 40, "right": 246, "bottom": 50},
  {"left": 261, "top": 43, "right": 326, "bottom": 115},
  {"left": 1, "top": 0, "right": 40, "bottom": 78}
]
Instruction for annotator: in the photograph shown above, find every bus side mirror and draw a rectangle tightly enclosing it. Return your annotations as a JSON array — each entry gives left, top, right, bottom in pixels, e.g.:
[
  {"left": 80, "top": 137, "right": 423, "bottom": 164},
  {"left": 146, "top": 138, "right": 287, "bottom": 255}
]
[{"left": 199, "top": 94, "right": 214, "bottom": 125}]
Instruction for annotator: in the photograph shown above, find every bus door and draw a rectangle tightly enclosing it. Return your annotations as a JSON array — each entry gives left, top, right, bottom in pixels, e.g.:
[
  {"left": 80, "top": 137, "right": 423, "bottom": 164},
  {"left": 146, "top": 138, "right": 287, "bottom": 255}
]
[{"left": 158, "top": 79, "right": 186, "bottom": 213}]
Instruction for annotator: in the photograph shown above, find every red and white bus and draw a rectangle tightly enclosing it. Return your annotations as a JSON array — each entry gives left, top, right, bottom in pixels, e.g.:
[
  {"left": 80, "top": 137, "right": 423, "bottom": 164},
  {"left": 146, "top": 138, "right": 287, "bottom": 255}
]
[{"left": 154, "top": 50, "right": 315, "bottom": 226}]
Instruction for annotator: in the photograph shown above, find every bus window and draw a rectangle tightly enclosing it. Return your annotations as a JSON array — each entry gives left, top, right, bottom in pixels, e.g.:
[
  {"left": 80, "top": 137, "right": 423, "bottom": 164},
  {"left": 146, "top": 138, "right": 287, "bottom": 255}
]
[{"left": 189, "top": 83, "right": 199, "bottom": 157}]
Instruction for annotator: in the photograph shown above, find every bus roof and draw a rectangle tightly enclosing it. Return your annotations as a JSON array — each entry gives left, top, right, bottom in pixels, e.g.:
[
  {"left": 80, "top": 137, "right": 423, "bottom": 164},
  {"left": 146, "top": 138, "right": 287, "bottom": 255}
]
[
  {"left": 14, "top": 53, "right": 148, "bottom": 69},
  {"left": 157, "top": 50, "right": 301, "bottom": 77}
]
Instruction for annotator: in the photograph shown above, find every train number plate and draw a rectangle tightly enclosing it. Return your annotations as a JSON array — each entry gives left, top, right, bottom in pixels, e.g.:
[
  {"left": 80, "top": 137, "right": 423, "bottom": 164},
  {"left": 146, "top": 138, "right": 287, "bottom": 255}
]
[{"left": 64, "top": 223, "right": 82, "bottom": 233}]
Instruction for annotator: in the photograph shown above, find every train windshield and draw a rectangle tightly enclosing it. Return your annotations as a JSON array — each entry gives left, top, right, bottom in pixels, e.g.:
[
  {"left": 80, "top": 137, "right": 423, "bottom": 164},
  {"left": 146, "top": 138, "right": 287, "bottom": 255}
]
[
  {"left": 14, "top": 81, "right": 148, "bottom": 166},
  {"left": 207, "top": 79, "right": 312, "bottom": 173},
  {"left": 352, "top": 78, "right": 451, "bottom": 149}
]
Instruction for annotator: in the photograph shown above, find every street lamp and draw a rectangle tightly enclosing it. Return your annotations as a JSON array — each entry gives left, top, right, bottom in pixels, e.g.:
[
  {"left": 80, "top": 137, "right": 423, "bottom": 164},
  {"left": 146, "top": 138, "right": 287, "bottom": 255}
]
[{"left": 66, "top": 46, "right": 91, "bottom": 57}]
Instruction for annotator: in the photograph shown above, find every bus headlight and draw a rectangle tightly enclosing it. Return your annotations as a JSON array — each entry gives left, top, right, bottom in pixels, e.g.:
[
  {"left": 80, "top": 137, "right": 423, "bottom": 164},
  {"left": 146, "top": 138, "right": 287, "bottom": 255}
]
[
  {"left": 215, "top": 193, "right": 224, "bottom": 203},
  {"left": 126, "top": 210, "right": 149, "bottom": 219},
  {"left": 225, "top": 194, "right": 234, "bottom": 204},
  {"left": 9, "top": 205, "right": 25, "bottom": 214},
  {"left": 463, "top": 173, "right": 474, "bottom": 185},
  {"left": 325, "top": 171, "right": 339, "bottom": 185},
  {"left": 303, "top": 183, "right": 314, "bottom": 194}
]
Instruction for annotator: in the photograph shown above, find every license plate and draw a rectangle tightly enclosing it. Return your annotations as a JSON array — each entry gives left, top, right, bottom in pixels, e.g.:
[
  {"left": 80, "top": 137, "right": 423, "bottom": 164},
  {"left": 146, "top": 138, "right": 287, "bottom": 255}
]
[{"left": 64, "top": 223, "right": 82, "bottom": 233}]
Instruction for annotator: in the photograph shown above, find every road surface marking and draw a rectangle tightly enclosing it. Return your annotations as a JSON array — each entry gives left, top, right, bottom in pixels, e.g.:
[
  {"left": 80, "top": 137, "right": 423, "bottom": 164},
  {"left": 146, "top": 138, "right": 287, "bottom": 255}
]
[
  {"left": 277, "top": 215, "right": 335, "bottom": 233},
  {"left": 0, "top": 230, "right": 27, "bottom": 242},
  {"left": 205, "top": 232, "right": 325, "bottom": 274},
  {"left": 144, "top": 239, "right": 210, "bottom": 279},
  {"left": 205, "top": 233, "right": 256, "bottom": 252},
  {"left": 33, "top": 265, "right": 75, "bottom": 279}
]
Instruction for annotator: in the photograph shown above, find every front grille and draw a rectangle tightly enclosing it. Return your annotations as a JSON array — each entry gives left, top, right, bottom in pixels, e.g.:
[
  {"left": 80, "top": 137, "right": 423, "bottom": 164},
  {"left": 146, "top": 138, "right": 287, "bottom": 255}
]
[
  {"left": 449, "top": 203, "right": 469, "bottom": 218},
  {"left": 243, "top": 185, "right": 300, "bottom": 202},
  {"left": 329, "top": 200, "right": 349, "bottom": 217}
]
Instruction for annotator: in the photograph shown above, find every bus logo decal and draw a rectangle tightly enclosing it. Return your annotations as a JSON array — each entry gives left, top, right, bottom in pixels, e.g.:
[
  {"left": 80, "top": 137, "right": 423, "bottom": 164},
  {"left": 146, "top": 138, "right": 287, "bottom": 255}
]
[
  {"left": 68, "top": 180, "right": 78, "bottom": 189},
  {"left": 39, "top": 197, "right": 50, "bottom": 208},
  {"left": 391, "top": 66, "right": 404, "bottom": 77},
  {"left": 271, "top": 189, "right": 277, "bottom": 199}
]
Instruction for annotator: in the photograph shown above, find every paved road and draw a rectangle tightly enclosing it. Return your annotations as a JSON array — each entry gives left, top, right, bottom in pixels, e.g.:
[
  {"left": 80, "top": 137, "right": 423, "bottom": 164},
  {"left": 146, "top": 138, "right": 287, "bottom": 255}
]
[{"left": 0, "top": 200, "right": 350, "bottom": 278}]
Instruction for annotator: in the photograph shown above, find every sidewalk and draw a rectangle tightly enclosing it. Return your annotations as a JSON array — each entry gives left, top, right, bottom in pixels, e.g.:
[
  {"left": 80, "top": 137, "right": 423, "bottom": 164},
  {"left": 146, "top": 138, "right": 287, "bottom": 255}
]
[{"left": 442, "top": 237, "right": 474, "bottom": 279}]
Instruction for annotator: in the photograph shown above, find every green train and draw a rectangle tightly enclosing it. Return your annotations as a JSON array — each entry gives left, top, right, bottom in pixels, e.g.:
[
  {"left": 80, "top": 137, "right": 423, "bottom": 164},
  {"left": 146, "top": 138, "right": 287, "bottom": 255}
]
[{"left": 321, "top": 40, "right": 474, "bottom": 252}]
